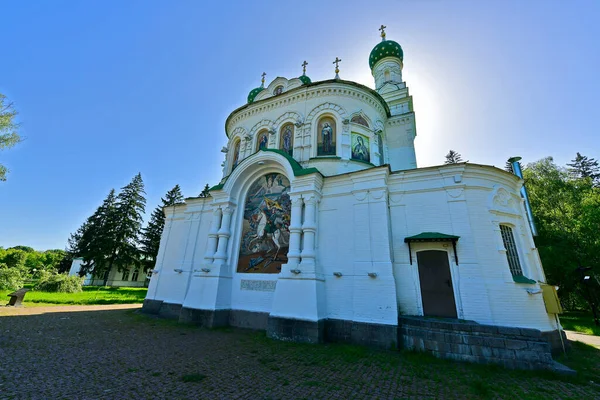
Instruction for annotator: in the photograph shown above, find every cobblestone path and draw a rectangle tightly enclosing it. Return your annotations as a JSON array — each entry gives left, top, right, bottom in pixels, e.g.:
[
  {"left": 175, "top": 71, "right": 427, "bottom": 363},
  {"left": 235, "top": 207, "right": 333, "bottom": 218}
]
[{"left": 1, "top": 306, "right": 599, "bottom": 399}]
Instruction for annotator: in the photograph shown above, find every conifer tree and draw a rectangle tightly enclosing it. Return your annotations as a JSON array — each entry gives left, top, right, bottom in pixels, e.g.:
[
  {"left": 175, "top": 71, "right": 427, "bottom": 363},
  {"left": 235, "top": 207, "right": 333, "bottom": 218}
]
[
  {"left": 567, "top": 152, "right": 600, "bottom": 184},
  {"left": 140, "top": 184, "right": 184, "bottom": 270},
  {"left": 107, "top": 173, "right": 146, "bottom": 277},
  {"left": 199, "top": 184, "right": 211, "bottom": 198},
  {"left": 444, "top": 150, "right": 463, "bottom": 164},
  {"left": 72, "top": 189, "right": 118, "bottom": 278}
]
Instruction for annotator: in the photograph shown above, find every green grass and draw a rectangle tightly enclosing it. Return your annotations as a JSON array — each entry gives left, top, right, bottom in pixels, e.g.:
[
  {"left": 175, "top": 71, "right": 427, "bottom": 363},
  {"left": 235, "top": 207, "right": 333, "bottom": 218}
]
[
  {"left": 0, "top": 286, "right": 147, "bottom": 305},
  {"left": 561, "top": 312, "right": 600, "bottom": 336}
]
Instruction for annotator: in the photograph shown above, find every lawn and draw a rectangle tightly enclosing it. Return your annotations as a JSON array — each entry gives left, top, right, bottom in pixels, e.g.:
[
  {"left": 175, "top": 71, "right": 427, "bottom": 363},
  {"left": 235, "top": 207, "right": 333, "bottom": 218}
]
[
  {"left": 561, "top": 312, "right": 600, "bottom": 336},
  {"left": 0, "top": 285, "right": 147, "bottom": 306}
]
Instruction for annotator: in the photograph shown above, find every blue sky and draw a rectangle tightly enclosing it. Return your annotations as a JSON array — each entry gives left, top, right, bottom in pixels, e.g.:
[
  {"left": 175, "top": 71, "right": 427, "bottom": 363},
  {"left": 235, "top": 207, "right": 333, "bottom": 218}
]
[{"left": 1, "top": 1, "right": 598, "bottom": 250}]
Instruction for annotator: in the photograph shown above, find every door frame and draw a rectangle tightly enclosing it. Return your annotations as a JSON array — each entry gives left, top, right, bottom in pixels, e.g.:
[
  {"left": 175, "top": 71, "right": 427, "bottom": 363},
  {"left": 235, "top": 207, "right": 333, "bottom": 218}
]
[{"left": 412, "top": 243, "right": 463, "bottom": 319}]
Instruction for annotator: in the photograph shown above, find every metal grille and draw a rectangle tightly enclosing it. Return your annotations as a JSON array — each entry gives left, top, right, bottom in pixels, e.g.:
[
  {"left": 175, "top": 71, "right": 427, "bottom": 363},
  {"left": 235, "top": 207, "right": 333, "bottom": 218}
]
[
  {"left": 122, "top": 269, "right": 130, "bottom": 281},
  {"left": 500, "top": 225, "right": 523, "bottom": 276}
]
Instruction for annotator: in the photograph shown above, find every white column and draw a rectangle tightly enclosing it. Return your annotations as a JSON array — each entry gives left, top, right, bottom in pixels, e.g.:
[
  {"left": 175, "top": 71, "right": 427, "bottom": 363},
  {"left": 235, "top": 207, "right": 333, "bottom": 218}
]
[
  {"left": 285, "top": 195, "right": 304, "bottom": 268},
  {"left": 203, "top": 207, "right": 222, "bottom": 264},
  {"left": 299, "top": 194, "right": 318, "bottom": 273},
  {"left": 213, "top": 206, "right": 234, "bottom": 266}
]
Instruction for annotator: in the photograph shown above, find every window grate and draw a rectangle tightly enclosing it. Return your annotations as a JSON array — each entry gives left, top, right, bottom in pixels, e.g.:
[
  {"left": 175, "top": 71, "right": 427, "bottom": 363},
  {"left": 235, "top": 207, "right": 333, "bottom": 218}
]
[
  {"left": 500, "top": 225, "right": 523, "bottom": 276},
  {"left": 122, "top": 269, "right": 130, "bottom": 281},
  {"left": 132, "top": 269, "right": 139, "bottom": 281}
]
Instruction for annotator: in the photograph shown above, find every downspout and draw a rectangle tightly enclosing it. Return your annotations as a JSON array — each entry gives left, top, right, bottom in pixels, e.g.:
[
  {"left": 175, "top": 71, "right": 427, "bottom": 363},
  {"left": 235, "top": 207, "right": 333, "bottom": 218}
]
[{"left": 508, "top": 157, "right": 538, "bottom": 236}]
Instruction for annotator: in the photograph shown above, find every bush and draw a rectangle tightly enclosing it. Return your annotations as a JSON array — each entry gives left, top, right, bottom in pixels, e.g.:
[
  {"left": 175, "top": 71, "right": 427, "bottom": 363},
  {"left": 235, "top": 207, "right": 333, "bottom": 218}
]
[
  {"left": 35, "top": 273, "right": 83, "bottom": 293},
  {"left": 0, "top": 264, "right": 25, "bottom": 291}
]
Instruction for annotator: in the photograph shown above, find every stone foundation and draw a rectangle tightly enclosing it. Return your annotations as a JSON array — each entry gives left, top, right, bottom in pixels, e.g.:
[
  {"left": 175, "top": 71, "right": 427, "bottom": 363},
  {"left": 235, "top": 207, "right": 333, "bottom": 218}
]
[
  {"left": 399, "top": 316, "right": 570, "bottom": 372},
  {"left": 267, "top": 317, "right": 324, "bottom": 344},
  {"left": 141, "top": 299, "right": 163, "bottom": 314},
  {"left": 229, "top": 310, "right": 269, "bottom": 330},
  {"left": 325, "top": 319, "right": 397, "bottom": 349},
  {"left": 179, "top": 308, "right": 229, "bottom": 327},
  {"left": 542, "top": 329, "right": 571, "bottom": 355},
  {"left": 158, "top": 302, "right": 182, "bottom": 320}
]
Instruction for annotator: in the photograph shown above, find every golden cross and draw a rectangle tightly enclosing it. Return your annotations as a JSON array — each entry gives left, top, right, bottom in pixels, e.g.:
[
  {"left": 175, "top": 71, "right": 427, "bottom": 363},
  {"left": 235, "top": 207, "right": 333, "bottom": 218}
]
[
  {"left": 302, "top": 61, "right": 308, "bottom": 75},
  {"left": 261, "top": 72, "right": 266, "bottom": 86},
  {"left": 379, "top": 24, "right": 387, "bottom": 40},
  {"left": 333, "top": 57, "right": 342, "bottom": 70}
]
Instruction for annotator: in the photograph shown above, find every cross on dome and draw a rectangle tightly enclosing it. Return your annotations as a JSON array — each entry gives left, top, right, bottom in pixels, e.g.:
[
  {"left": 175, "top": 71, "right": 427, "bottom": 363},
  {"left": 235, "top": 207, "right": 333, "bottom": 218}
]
[
  {"left": 379, "top": 24, "right": 387, "bottom": 41},
  {"left": 261, "top": 72, "right": 266, "bottom": 87},
  {"left": 301, "top": 61, "right": 308, "bottom": 75}
]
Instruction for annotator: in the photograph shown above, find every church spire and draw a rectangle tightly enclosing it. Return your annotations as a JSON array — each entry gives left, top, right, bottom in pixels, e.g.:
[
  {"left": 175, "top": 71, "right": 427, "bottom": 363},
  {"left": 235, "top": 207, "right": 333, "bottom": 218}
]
[
  {"left": 261, "top": 72, "right": 266, "bottom": 87},
  {"left": 333, "top": 57, "right": 341, "bottom": 79},
  {"left": 301, "top": 61, "right": 308, "bottom": 76}
]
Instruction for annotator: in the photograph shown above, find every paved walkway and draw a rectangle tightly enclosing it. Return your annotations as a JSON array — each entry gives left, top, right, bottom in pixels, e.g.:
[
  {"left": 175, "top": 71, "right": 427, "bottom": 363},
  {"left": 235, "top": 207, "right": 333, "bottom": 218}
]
[
  {"left": 566, "top": 330, "right": 600, "bottom": 348},
  {"left": 0, "top": 305, "right": 599, "bottom": 399}
]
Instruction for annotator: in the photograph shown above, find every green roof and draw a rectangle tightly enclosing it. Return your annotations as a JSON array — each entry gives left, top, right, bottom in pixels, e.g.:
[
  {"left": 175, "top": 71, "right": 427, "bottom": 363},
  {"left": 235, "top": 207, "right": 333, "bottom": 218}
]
[
  {"left": 247, "top": 86, "right": 265, "bottom": 103},
  {"left": 369, "top": 40, "right": 403, "bottom": 70},
  {"left": 404, "top": 232, "right": 460, "bottom": 242},
  {"left": 298, "top": 75, "right": 312, "bottom": 85}
]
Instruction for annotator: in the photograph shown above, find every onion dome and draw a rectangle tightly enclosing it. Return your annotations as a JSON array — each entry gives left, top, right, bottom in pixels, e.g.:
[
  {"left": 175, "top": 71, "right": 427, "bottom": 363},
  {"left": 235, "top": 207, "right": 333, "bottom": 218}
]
[
  {"left": 369, "top": 40, "right": 403, "bottom": 70},
  {"left": 247, "top": 86, "right": 264, "bottom": 104},
  {"left": 298, "top": 74, "right": 311, "bottom": 85}
]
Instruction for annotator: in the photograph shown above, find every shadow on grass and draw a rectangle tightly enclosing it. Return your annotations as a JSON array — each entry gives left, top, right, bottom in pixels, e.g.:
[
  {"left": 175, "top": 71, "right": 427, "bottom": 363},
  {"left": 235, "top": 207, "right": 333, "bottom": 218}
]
[{"left": 561, "top": 312, "right": 600, "bottom": 336}]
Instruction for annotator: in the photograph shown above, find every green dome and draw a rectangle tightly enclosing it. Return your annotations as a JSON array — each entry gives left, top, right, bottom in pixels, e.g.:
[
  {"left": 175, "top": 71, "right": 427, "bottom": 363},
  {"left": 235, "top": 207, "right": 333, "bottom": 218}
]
[
  {"left": 369, "top": 40, "right": 403, "bottom": 70},
  {"left": 298, "top": 75, "right": 312, "bottom": 85},
  {"left": 247, "top": 86, "right": 265, "bottom": 103}
]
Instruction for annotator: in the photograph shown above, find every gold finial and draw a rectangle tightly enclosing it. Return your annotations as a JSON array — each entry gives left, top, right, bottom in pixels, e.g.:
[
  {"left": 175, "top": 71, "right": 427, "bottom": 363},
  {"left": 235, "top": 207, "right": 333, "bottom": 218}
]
[
  {"left": 301, "top": 60, "right": 308, "bottom": 75},
  {"left": 379, "top": 24, "right": 387, "bottom": 41},
  {"left": 261, "top": 72, "right": 266, "bottom": 87},
  {"left": 333, "top": 57, "right": 342, "bottom": 79}
]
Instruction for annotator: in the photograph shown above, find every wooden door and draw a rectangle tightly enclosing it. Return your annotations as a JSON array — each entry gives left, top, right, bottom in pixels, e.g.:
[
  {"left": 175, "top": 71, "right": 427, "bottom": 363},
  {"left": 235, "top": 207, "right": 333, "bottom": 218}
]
[{"left": 417, "top": 250, "right": 457, "bottom": 318}]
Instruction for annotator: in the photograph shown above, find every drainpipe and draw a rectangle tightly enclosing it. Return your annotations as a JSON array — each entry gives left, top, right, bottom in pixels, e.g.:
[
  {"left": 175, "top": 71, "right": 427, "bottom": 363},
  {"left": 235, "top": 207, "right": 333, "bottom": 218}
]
[{"left": 508, "top": 156, "right": 538, "bottom": 236}]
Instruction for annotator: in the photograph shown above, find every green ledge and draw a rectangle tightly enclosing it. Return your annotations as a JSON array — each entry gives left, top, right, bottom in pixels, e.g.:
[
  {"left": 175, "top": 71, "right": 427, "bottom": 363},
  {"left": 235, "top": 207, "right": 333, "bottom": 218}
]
[
  {"left": 309, "top": 156, "right": 342, "bottom": 160},
  {"left": 350, "top": 158, "right": 376, "bottom": 167},
  {"left": 513, "top": 275, "right": 537, "bottom": 284},
  {"left": 209, "top": 149, "right": 321, "bottom": 192}
]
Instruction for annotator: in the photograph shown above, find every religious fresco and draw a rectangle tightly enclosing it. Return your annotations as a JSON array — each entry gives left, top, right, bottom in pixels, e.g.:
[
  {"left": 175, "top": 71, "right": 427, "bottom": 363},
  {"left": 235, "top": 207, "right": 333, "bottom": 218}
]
[
  {"left": 280, "top": 123, "right": 294, "bottom": 156},
  {"left": 317, "top": 117, "right": 336, "bottom": 156},
  {"left": 237, "top": 173, "right": 291, "bottom": 274},
  {"left": 232, "top": 140, "right": 241, "bottom": 168},
  {"left": 351, "top": 133, "right": 370, "bottom": 162},
  {"left": 256, "top": 130, "right": 269, "bottom": 151},
  {"left": 351, "top": 114, "right": 369, "bottom": 128}
]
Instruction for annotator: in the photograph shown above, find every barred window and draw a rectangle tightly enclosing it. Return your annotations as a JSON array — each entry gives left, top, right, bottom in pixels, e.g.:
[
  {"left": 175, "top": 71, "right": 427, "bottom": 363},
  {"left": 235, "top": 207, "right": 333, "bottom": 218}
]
[
  {"left": 500, "top": 225, "right": 523, "bottom": 276},
  {"left": 122, "top": 269, "right": 130, "bottom": 281},
  {"left": 132, "top": 269, "right": 140, "bottom": 281}
]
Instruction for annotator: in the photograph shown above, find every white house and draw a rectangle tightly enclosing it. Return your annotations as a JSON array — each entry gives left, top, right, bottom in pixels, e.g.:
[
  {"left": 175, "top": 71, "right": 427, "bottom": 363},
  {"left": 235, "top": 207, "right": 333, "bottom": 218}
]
[
  {"left": 142, "top": 29, "right": 565, "bottom": 368},
  {"left": 69, "top": 257, "right": 147, "bottom": 287}
]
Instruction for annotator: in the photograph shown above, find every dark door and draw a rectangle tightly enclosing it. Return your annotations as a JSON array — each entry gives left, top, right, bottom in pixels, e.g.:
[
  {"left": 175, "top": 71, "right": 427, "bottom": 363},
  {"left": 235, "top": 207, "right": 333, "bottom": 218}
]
[{"left": 417, "top": 250, "right": 457, "bottom": 318}]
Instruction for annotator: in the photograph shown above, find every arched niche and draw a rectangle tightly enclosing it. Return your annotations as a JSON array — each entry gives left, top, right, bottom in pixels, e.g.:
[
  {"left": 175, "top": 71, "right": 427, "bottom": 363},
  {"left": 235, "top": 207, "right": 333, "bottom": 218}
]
[
  {"left": 316, "top": 115, "right": 337, "bottom": 156},
  {"left": 279, "top": 123, "right": 294, "bottom": 157}
]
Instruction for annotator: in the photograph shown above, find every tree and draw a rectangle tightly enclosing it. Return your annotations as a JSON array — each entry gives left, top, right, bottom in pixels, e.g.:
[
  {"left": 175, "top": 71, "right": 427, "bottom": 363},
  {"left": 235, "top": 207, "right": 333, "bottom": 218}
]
[
  {"left": 140, "top": 184, "right": 184, "bottom": 271},
  {"left": 105, "top": 173, "right": 147, "bottom": 278},
  {"left": 444, "top": 150, "right": 463, "bottom": 164},
  {"left": 525, "top": 157, "right": 600, "bottom": 316},
  {"left": 199, "top": 184, "right": 211, "bottom": 198},
  {"left": 567, "top": 152, "right": 600, "bottom": 184},
  {"left": 0, "top": 94, "right": 22, "bottom": 181}
]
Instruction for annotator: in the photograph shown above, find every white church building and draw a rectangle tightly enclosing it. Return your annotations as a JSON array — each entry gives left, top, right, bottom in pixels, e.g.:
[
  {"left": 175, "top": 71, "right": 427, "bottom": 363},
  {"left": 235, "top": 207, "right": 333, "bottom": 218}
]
[{"left": 142, "top": 28, "right": 566, "bottom": 369}]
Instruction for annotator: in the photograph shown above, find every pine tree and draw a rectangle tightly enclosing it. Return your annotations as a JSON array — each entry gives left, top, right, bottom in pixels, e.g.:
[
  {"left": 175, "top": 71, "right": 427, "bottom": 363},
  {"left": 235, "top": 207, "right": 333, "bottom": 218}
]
[
  {"left": 107, "top": 173, "right": 147, "bottom": 277},
  {"left": 199, "top": 184, "right": 211, "bottom": 198},
  {"left": 567, "top": 152, "right": 600, "bottom": 183},
  {"left": 444, "top": 150, "right": 463, "bottom": 164},
  {"left": 140, "top": 184, "right": 184, "bottom": 271},
  {"left": 71, "top": 189, "right": 118, "bottom": 278}
]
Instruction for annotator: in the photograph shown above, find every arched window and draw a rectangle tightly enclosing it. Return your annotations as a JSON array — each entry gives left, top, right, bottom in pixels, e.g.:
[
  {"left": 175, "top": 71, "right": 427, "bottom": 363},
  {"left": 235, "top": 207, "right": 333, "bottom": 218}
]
[
  {"left": 384, "top": 69, "right": 391, "bottom": 82},
  {"left": 351, "top": 133, "right": 370, "bottom": 163},
  {"left": 274, "top": 85, "right": 284, "bottom": 95},
  {"left": 237, "top": 173, "right": 291, "bottom": 274},
  {"left": 256, "top": 130, "right": 269, "bottom": 152},
  {"left": 232, "top": 139, "right": 241, "bottom": 169},
  {"left": 279, "top": 123, "right": 294, "bottom": 157},
  {"left": 377, "top": 133, "right": 384, "bottom": 165},
  {"left": 317, "top": 116, "right": 336, "bottom": 156}
]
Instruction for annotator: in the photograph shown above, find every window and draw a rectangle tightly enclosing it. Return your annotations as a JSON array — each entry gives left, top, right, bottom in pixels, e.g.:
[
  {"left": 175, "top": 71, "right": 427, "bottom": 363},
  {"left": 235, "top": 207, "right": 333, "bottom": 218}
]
[
  {"left": 122, "top": 269, "right": 130, "bottom": 281},
  {"left": 232, "top": 139, "right": 241, "bottom": 169},
  {"left": 279, "top": 123, "right": 294, "bottom": 156},
  {"left": 317, "top": 116, "right": 336, "bottom": 156},
  {"left": 384, "top": 69, "right": 391, "bottom": 82},
  {"left": 131, "top": 269, "right": 140, "bottom": 281},
  {"left": 377, "top": 133, "right": 384, "bottom": 165},
  {"left": 274, "top": 85, "right": 284, "bottom": 95},
  {"left": 500, "top": 225, "right": 523, "bottom": 276}
]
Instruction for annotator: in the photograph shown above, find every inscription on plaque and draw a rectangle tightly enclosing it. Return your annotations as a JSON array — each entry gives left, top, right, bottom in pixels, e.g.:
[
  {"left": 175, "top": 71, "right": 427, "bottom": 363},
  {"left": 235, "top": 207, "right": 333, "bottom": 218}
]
[{"left": 240, "top": 280, "right": 277, "bottom": 292}]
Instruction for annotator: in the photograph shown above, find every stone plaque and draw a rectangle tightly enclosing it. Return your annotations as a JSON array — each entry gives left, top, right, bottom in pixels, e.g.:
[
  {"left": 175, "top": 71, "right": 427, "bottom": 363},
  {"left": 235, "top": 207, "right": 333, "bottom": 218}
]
[{"left": 240, "top": 279, "right": 277, "bottom": 292}]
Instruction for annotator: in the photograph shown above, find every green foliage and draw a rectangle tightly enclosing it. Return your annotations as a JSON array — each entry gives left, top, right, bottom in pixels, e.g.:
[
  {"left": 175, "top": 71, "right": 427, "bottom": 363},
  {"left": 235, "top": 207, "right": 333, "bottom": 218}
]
[
  {"left": 199, "top": 183, "right": 211, "bottom": 198},
  {"left": 560, "top": 312, "right": 600, "bottom": 336},
  {"left": 525, "top": 156, "right": 600, "bottom": 312},
  {"left": 0, "top": 264, "right": 25, "bottom": 290},
  {"left": 0, "top": 286, "right": 147, "bottom": 305},
  {"left": 140, "top": 184, "right": 184, "bottom": 270},
  {"left": 34, "top": 272, "right": 83, "bottom": 293},
  {"left": 444, "top": 149, "right": 463, "bottom": 164},
  {"left": 0, "top": 93, "right": 22, "bottom": 181},
  {"left": 567, "top": 152, "right": 600, "bottom": 184}
]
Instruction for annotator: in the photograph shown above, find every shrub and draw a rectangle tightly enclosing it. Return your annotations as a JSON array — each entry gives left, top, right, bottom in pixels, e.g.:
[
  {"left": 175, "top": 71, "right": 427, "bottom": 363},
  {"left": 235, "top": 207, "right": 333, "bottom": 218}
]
[
  {"left": 35, "top": 273, "right": 83, "bottom": 293},
  {"left": 0, "top": 264, "right": 25, "bottom": 291}
]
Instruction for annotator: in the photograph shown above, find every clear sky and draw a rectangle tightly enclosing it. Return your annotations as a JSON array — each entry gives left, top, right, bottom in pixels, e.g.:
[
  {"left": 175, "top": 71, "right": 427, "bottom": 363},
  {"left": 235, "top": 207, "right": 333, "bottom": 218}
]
[{"left": 1, "top": 0, "right": 598, "bottom": 250}]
